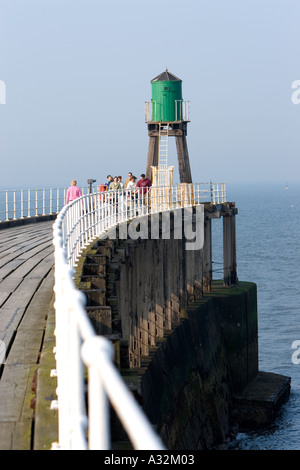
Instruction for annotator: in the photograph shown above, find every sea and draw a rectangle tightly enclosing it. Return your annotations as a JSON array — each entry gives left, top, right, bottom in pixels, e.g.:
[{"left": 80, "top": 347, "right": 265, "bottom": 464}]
[{"left": 212, "top": 182, "right": 300, "bottom": 450}]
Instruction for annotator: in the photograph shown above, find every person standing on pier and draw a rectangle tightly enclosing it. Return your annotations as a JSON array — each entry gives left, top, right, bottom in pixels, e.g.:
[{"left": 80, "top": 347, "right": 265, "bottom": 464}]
[
  {"left": 136, "top": 174, "right": 152, "bottom": 196},
  {"left": 66, "top": 180, "right": 82, "bottom": 204},
  {"left": 136, "top": 174, "right": 152, "bottom": 213},
  {"left": 125, "top": 172, "right": 133, "bottom": 188}
]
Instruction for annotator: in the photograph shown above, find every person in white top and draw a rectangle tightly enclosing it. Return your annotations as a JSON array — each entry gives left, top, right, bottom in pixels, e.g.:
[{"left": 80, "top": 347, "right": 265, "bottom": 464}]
[
  {"left": 127, "top": 175, "right": 137, "bottom": 191},
  {"left": 126, "top": 176, "right": 137, "bottom": 217}
]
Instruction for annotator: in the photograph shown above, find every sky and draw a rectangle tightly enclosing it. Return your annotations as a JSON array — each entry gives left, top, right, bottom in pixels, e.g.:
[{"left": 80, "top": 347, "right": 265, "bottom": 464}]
[{"left": 0, "top": 0, "right": 300, "bottom": 190}]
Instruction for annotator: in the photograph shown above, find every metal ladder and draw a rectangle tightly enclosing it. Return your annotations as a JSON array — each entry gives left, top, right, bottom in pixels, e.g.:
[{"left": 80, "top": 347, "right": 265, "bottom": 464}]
[{"left": 158, "top": 123, "right": 169, "bottom": 169}]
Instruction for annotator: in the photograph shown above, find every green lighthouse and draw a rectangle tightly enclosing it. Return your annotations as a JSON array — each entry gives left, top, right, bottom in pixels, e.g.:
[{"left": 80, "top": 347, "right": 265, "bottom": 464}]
[
  {"left": 150, "top": 68, "right": 183, "bottom": 122},
  {"left": 145, "top": 68, "right": 192, "bottom": 184}
]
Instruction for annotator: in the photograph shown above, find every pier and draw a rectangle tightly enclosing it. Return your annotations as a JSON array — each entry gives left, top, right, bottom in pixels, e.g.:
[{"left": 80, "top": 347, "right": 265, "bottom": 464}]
[{"left": 0, "top": 186, "right": 291, "bottom": 450}]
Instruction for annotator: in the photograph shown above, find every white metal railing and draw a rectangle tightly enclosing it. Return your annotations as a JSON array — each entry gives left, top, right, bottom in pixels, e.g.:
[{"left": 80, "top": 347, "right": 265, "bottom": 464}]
[
  {"left": 0, "top": 187, "right": 66, "bottom": 222},
  {"left": 0, "top": 187, "right": 90, "bottom": 222},
  {"left": 52, "top": 182, "right": 227, "bottom": 450},
  {"left": 0, "top": 182, "right": 226, "bottom": 224},
  {"left": 145, "top": 100, "right": 191, "bottom": 122},
  {"left": 175, "top": 100, "right": 191, "bottom": 121}
]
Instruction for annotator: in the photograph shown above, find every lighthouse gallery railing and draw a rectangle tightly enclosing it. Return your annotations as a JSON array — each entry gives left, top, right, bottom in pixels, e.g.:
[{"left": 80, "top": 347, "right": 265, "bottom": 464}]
[{"left": 52, "top": 182, "right": 227, "bottom": 450}]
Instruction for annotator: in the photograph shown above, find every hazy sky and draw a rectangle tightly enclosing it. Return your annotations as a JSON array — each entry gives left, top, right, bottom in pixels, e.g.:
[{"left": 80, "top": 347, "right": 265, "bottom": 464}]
[{"left": 1, "top": 0, "right": 300, "bottom": 189}]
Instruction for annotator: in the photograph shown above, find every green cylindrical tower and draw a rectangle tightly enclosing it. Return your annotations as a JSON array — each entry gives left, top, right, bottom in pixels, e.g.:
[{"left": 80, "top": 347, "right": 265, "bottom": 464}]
[{"left": 151, "top": 68, "right": 182, "bottom": 122}]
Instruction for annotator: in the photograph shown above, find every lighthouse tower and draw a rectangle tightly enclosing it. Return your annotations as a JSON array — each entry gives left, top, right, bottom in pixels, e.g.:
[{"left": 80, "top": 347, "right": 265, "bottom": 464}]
[{"left": 145, "top": 68, "right": 192, "bottom": 185}]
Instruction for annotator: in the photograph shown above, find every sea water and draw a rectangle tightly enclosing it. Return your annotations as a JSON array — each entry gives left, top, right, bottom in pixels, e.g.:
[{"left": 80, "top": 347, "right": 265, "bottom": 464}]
[{"left": 212, "top": 182, "right": 300, "bottom": 450}]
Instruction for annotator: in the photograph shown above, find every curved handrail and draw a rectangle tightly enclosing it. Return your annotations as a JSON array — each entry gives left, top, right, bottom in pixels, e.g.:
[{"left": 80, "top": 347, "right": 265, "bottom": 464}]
[{"left": 52, "top": 183, "right": 227, "bottom": 449}]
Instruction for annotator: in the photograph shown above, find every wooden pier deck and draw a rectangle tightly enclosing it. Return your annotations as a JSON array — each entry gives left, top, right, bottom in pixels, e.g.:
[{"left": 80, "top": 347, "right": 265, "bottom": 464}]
[{"left": 0, "top": 220, "right": 55, "bottom": 450}]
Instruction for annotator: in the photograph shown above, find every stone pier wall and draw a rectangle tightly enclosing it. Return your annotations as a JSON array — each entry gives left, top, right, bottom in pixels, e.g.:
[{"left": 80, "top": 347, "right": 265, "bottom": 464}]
[
  {"left": 75, "top": 207, "right": 290, "bottom": 450},
  {"left": 141, "top": 282, "right": 258, "bottom": 449}
]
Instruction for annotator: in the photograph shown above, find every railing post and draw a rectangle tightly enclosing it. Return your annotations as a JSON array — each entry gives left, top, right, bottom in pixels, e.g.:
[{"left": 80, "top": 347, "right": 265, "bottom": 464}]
[
  {"left": 223, "top": 183, "right": 227, "bottom": 203},
  {"left": 5, "top": 190, "right": 8, "bottom": 221},
  {"left": 56, "top": 188, "right": 60, "bottom": 213},
  {"left": 50, "top": 188, "right": 53, "bottom": 214},
  {"left": 13, "top": 191, "right": 16, "bottom": 220},
  {"left": 20, "top": 189, "right": 24, "bottom": 218},
  {"left": 43, "top": 188, "right": 45, "bottom": 215},
  {"left": 35, "top": 189, "right": 38, "bottom": 216},
  {"left": 28, "top": 189, "right": 31, "bottom": 217}
]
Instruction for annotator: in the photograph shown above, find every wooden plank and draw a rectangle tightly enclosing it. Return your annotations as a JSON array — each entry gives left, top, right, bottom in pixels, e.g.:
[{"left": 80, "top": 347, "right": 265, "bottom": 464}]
[
  {"left": 0, "top": 364, "right": 32, "bottom": 421},
  {"left": 0, "top": 258, "right": 27, "bottom": 279},
  {"left": 4, "top": 271, "right": 54, "bottom": 359},
  {"left": 26, "top": 253, "right": 54, "bottom": 280},
  {"left": 0, "top": 329, "right": 15, "bottom": 358},
  {"left": 0, "top": 306, "right": 25, "bottom": 332},
  {"left": 0, "top": 277, "right": 23, "bottom": 306},
  {"left": 0, "top": 364, "right": 36, "bottom": 450},
  {"left": 16, "top": 269, "right": 54, "bottom": 333},
  {"left": 33, "top": 303, "right": 58, "bottom": 450},
  {"left": 11, "top": 420, "right": 33, "bottom": 450},
  {"left": 0, "top": 278, "right": 44, "bottom": 331},
  {"left": 0, "top": 422, "right": 16, "bottom": 450},
  {"left": 6, "top": 329, "right": 44, "bottom": 365}
]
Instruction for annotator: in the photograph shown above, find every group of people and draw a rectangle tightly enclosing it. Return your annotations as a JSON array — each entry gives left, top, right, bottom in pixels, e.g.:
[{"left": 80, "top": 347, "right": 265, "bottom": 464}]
[
  {"left": 105, "top": 172, "right": 152, "bottom": 195},
  {"left": 65, "top": 172, "right": 152, "bottom": 205}
]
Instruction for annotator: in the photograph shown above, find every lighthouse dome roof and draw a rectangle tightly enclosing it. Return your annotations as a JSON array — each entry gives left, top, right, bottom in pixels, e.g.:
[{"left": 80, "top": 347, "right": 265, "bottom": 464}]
[{"left": 151, "top": 68, "right": 181, "bottom": 82}]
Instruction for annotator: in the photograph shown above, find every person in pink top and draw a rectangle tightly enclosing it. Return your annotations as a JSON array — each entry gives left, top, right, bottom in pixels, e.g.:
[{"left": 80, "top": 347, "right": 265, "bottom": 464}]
[{"left": 66, "top": 180, "right": 82, "bottom": 204}]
